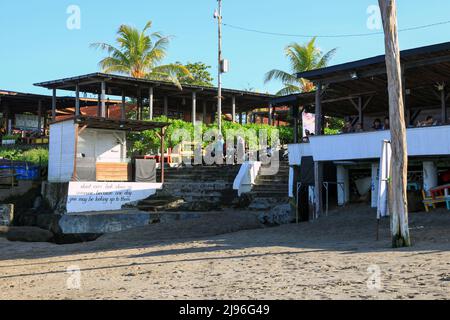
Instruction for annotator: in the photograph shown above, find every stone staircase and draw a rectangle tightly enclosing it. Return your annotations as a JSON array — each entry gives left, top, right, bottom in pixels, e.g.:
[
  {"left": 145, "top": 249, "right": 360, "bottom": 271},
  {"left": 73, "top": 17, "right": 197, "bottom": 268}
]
[
  {"left": 137, "top": 165, "right": 241, "bottom": 212},
  {"left": 248, "top": 160, "right": 290, "bottom": 210}
]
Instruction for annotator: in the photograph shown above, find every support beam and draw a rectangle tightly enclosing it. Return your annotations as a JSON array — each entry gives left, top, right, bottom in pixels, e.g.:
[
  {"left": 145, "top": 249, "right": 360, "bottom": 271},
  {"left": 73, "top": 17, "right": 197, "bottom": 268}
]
[
  {"left": 149, "top": 87, "right": 154, "bottom": 120},
  {"left": 121, "top": 91, "right": 126, "bottom": 121},
  {"left": 75, "top": 84, "right": 80, "bottom": 116},
  {"left": 101, "top": 81, "right": 106, "bottom": 118},
  {"left": 164, "top": 97, "right": 168, "bottom": 117},
  {"left": 423, "top": 161, "right": 438, "bottom": 196},
  {"left": 314, "top": 162, "right": 323, "bottom": 219},
  {"left": 97, "top": 93, "right": 101, "bottom": 117},
  {"left": 192, "top": 91, "right": 197, "bottom": 126},
  {"left": 441, "top": 85, "right": 447, "bottom": 124},
  {"left": 358, "top": 96, "right": 363, "bottom": 128},
  {"left": 232, "top": 96, "right": 236, "bottom": 123},
  {"left": 315, "top": 82, "right": 322, "bottom": 135},
  {"left": 136, "top": 88, "right": 142, "bottom": 121},
  {"left": 371, "top": 163, "right": 380, "bottom": 208},
  {"left": 268, "top": 104, "right": 273, "bottom": 125},
  {"left": 160, "top": 127, "right": 166, "bottom": 184},
  {"left": 337, "top": 165, "right": 350, "bottom": 206},
  {"left": 52, "top": 89, "right": 57, "bottom": 121},
  {"left": 37, "top": 100, "right": 42, "bottom": 135},
  {"left": 202, "top": 101, "right": 207, "bottom": 123}
]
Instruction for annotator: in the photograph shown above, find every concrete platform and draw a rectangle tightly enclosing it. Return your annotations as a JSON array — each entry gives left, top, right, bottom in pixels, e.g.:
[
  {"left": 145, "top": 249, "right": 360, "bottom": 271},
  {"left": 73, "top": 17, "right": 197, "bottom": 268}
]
[{"left": 59, "top": 209, "right": 212, "bottom": 234}]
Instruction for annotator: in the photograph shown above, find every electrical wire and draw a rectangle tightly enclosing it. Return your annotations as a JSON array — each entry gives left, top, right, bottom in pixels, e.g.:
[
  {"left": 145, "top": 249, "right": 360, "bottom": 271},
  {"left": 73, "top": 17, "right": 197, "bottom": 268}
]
[{"left": 222, "top": 19, "right": 450, "bottom": 39}]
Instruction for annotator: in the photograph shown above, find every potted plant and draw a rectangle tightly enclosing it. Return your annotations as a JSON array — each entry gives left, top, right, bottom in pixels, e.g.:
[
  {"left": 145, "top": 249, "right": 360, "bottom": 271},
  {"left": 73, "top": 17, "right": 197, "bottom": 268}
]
[{"left": 2, "top": 134, "right": 20, "bottom": 145}]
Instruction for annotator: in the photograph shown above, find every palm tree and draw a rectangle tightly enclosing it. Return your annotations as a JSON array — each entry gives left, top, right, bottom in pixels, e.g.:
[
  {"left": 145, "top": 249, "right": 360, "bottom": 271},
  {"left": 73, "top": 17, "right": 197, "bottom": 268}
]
[
  {"left": 91, "top": 21, "right": 191, "bottom": 88},
  {"left": 264, "top": 37, "right": 337, "bottom": 95}
]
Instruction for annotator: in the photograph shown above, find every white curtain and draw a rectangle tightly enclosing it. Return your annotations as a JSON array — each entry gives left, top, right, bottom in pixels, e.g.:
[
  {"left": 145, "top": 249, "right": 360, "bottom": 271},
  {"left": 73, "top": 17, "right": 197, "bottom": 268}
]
[{"left": 377, "top": 140, "right": 392, "bottom": 219}]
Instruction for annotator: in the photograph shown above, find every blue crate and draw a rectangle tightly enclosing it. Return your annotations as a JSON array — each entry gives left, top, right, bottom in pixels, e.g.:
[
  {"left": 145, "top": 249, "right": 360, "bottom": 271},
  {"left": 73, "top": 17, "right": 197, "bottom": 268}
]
[{"left": 0, "top": 164, "right": 40, "bottom": 180}]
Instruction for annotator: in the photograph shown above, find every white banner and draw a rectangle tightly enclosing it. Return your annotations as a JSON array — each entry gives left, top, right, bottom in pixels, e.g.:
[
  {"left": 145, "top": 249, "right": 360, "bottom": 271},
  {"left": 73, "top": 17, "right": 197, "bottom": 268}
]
[
  {"left": 377, "top": 140, "right": 392, "bottom": 219},
  {"left": 302, "top": 112, "right": 315, "bottom": 136},
  {"left": 67, "top": 182, "right": 162, "bottom": 213}
]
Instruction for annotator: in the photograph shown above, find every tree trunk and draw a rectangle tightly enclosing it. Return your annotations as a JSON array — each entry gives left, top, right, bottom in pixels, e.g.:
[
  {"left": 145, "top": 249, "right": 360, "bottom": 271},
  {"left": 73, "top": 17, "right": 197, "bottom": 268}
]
[{"left": 379, "top": 0, "right": 411, "bottom": 247}]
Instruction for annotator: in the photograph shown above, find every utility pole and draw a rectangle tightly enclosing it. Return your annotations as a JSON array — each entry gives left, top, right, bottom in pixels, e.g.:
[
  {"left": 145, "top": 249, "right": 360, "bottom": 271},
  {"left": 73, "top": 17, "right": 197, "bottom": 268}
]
[
  {"left": 379, "top": 0, "right": 411, "bottom": 247},
  {"left": 215, "top": 0, "right": 223, "bottom": 133}
]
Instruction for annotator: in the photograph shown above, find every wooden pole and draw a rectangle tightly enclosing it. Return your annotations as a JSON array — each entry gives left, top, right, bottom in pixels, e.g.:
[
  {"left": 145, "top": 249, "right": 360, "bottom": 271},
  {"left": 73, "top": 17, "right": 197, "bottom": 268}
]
[
  {"left": 52, "top": 89, "right": 57, "bottom": 121},
  {"left": 75, "top": 84, "right": 80, "bottom": 117},
  {"left": 149, "top": 87, "right": 154, "bottom": 120},
  {"left": 37, "top": 100, "right": 42, "bottom": 135},
  {"left": 441, "top": 85, "right": 447, "bottom": 124},
  {"left": 202, "top": 101, "right": 207, "bottom": 123},
  {"left": 192, "top": 91, "right": 197, "bottom": 126},
  {"left": 101, "top": 81, "right": 106, "bottom": 118},
  {"left": 232, "top": 96, "right": 236, "bottom": 123},
  {"left": 164, "top": 96, "right": 168, "bottom": 117},
  {"left": 121, "top": 91, "right": 126, "bottom": 121},
  {"left": 160, "top": 127, "right": 166, "bottom": 184},
  {"left": 379, "top": 0, "right": 411, "bottom": 247},
  {"left": 314, "top": 82, "right": 323, "bottom": 218}
]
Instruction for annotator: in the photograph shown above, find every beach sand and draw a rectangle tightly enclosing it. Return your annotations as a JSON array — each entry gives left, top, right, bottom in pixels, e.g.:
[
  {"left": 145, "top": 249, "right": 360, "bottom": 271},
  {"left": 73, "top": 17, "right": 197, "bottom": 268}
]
[{"left": 0, "top": 205, "right": 449, "bottom": 300}]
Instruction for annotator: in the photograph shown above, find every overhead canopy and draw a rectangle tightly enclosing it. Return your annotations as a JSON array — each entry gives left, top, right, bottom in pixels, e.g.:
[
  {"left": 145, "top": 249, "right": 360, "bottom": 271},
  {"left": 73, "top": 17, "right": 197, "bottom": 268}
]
[
  {"left": 0, "top": 89, "right": 116, "bottom": 114},
  {"left": 52, "top": 115, "right": 169, "bottom": 132},
  {"left": 34, "top": 73, "right": 275, "bottom": 113},
  {"left": 288, "top": 41, "right": 450, "bottom": 117}
]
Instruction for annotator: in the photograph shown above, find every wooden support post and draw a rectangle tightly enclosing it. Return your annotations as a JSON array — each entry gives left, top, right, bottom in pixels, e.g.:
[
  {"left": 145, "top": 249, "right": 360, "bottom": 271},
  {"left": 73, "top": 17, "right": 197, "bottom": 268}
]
[
  {"left": 149, "top": 87, "right": 154, "bottom": 120},
  {"left": 97, "top": 93, "right": 101, "bottom": 117},
  {"left": 202, "top": 101, "right": 207, "bottom": 123},
  {"left": 75, "top": 84, "right": 81, "bottom": 117},
  {"left": 160, "top": 127, "right": 166, "bottom": 184},
  {"left": 164, "top": 97, "right": 168, "bottom": 117},
  {"left": 101, "top": 81, "right": 106, "bottom": 118},
  {"left": 52, "top": 89, "right": 57, "bottom": 121},
  {"left": 379, "top": 0, "right": 411, "bottom": 247},
  {"left": 121, "top": 91, "right": 126, "bottom": 121},
  {"left": 315, "top": 82, "right": 322, "bottom": 135},
  {"left": 358, "top": 96, "right": 363, "bottom": 128},
  {"left": 232, "top": 96, "right": 236, "bottom": 123},
  {"left": 268, "top": 104, "right": 273, "bottom": 126},
  {"left": 37, "top": 100, "right": 42, "bottom": 135},
  {"left": 441, "top": 85, "right": 447, "bottom": 124},
  {"left": 192, "top": 91, "right": 197, "bottom": 126}
]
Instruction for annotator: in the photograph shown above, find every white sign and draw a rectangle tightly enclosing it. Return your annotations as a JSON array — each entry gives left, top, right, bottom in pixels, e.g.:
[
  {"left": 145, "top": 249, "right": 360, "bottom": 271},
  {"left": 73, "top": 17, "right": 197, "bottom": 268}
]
[
  {"left": 67, "top": 182, "right": 162, "bottom": 213},
  {"left": 15, "top": 114, "right": 42, "bottom": 130},
  {"left": 302, "top": 112, "right": 315, "bottom": 135}
]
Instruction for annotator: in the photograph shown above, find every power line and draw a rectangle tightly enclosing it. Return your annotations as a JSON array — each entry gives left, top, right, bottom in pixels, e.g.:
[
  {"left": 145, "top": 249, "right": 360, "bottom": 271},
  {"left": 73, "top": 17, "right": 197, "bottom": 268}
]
[{"left": 223, "top": 19, "right": 450, "bottom": 39}]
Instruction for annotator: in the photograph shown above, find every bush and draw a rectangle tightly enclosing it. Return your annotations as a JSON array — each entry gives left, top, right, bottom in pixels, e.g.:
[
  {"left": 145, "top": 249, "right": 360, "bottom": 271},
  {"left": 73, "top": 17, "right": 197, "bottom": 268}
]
[
  {"left": 0, "top": 147, "right": 48, "bottom": 165},
  {"left": 129, "top": 117, "right": 294, "bottom": 155}
]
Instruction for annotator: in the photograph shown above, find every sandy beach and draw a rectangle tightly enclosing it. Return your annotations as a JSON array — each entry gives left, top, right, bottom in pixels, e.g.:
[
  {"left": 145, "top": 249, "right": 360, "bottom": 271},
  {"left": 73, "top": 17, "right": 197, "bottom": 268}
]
[{"left": 0, "top": 205, "right": 449, "bottom": 300}]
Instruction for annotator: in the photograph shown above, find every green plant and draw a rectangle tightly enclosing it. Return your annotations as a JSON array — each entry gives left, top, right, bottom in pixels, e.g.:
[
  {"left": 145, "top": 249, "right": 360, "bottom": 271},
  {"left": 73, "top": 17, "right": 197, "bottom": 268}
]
[
  {"left": 264, "top": 37, "right": 337, "bottom": 95},
  {"left": 0, "top": 147, "right": 48, "bottom": 165},
  {"left": 2, "top": 134, "right": 20, "bottom": 141},
  {"left": 91, "top": 20, "right": 191, "bottom": 88}
]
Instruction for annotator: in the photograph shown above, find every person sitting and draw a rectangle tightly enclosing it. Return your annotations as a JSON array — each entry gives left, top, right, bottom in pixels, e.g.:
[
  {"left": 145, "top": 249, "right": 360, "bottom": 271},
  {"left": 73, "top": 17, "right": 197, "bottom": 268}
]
[
  {"left": 342, "top": 119, "right": 354, "bottom": 134},
  {"left": 419, "top": 116, "right": 437, "bottom": 127},
  {"left": 383, "top": 117, "right": 390, "bottom": 130},
  {"left": 354, "top": 123, "right": 364, "bottom": 133},
  {"left": 372, "top": 119, "right": 383, "bottom": 131}
]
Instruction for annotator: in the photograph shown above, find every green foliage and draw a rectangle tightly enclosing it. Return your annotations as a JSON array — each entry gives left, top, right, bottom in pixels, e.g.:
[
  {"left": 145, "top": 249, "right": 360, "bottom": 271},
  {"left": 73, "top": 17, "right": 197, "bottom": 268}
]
[
  {"left": 91, "top": 20, "right": 192, "bottom": 88},
  {"left": 178, "top": 62, "right": 214, "bottom": 87},
  {"left": 2, "top": 134, "right": 20, "bottom": 141},
  {"left": 264, "top": 37, "right": 337, "bottom": 95},
  {"left": 0, "top": 147, "right": 49, "bottom": 165},
  {"left": 129, "top": 118, "right": 294, "bottom": 155}
]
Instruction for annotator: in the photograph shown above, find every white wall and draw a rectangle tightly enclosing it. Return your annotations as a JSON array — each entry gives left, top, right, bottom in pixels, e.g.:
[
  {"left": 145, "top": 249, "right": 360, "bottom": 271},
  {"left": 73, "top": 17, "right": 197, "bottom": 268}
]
[
  {"left": 78, "top": 128, "right": 126, "bottom": 163},
  {"left": 48, "top": 120, "right": 76, "bottom": 182},
  {"left": 289, "top": 125, "right": 450, "bottom": 163}
]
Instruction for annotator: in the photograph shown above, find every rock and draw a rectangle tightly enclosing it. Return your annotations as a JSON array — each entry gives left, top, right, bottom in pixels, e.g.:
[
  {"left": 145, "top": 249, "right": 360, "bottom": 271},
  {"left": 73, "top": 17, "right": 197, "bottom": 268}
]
[
  {"left": 258, "top": 203, "right": 294, "bottom": 225},
  {"left": 249, "top": 198, "right": 273, "bottom": 210},
  {"left": 232, "top": 194, "right": 253, "bottom": 208},
  {"left": 36, "top": 214, "right": 62, "bottom": 233},
  {"left": 6, "top": 227, "right": 54, "bottom": 243},
  {"left": 0, "top": 226, "right": 9, "bottom": 238}
]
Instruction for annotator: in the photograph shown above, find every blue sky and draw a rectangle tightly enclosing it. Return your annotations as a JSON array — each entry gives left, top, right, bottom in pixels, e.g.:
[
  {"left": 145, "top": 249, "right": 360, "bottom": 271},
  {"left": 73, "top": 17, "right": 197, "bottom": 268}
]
[{"left": 1, "top": 0, "right": 450, "bottom": 96}]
